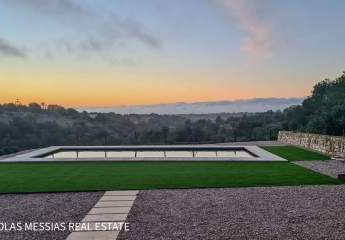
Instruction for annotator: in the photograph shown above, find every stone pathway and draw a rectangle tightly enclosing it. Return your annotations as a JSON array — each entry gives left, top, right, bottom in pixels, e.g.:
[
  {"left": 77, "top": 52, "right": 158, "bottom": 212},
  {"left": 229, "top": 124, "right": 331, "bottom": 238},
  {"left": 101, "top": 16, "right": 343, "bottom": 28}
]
[{"left": 66, "top": 190, "right": 138, "bottom": 240}]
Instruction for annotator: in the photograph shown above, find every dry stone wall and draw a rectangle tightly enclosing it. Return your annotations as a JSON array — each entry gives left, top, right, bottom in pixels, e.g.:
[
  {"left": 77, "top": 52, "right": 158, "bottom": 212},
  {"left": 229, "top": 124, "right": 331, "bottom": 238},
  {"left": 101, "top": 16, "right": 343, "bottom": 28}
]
[{"left": 278, "top": 131, "right": 345, "bottom": 158}]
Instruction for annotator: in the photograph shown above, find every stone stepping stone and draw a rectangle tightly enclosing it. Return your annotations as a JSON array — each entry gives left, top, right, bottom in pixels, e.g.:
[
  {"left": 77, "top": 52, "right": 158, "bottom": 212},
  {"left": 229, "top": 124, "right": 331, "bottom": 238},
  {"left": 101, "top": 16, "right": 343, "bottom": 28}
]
[
  {"left": 83, "top": 213, "right": 128, "bottom": 222},
  {"left": 66, "top": 231, "right": 119, "bottom": 240},
  {"left": 104, "top": 190, "right": 138, "bottom": 196},
  {"left": 89, "top": 207, "right": 132, "bottom": 214},
  {"left": 72, "top": 222, "right": 126, "bottom": 232},
  {"left": 100, "top": 195, "right": 137, "bottom": 201},
  {"left": 94, "top": 200, "right": 134, "bottom": 208},
  {"left": 66, "top": 190, "right": 138, "bottom": 240}
]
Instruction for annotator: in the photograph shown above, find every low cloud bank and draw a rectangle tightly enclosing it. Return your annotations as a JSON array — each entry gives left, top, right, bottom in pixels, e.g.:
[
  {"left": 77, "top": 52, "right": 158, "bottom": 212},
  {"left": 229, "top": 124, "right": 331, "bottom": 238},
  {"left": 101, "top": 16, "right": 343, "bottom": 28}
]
[{"left": 79, "top": 97, "right": 304, "bottom": 115}]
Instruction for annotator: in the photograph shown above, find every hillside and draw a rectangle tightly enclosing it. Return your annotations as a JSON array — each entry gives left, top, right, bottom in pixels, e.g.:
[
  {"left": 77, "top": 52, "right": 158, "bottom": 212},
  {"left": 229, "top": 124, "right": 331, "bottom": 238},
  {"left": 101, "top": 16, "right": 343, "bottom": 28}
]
[
  {"left": 1, "top": 71, "right": 344, "bottom": 155},
  {"left": 0, "top": 104, "right": 283, "bottom": 155}
]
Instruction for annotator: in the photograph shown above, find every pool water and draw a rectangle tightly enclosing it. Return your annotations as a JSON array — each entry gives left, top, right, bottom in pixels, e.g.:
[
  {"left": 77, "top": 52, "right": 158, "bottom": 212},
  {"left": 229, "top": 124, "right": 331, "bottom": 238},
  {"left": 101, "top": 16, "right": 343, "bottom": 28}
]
[{"left": 45, "top": 150, "right": 256, "bottom": 159}]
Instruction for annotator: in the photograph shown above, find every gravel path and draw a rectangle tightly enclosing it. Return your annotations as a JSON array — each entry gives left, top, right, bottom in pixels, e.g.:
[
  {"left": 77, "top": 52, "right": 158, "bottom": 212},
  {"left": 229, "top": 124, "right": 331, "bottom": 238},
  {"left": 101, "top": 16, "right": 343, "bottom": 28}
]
[
  {"left": 294, "top": 160, "right": 345, "bottom": 178},
  {"left": 118, "top": 186, "right": 345, "bottom": 240},
  {"left": 0, "top": 192, "right": 103, "bottom": 240}
]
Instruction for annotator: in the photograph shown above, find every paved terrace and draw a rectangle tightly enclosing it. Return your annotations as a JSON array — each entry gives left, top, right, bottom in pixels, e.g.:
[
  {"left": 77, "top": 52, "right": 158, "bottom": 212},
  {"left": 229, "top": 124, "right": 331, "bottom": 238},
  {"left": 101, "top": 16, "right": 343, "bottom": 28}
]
[
  {"left": 2, "top": 141, "right": 344, "bottom": 239},
  {"left": 1, "top": 144, "right": 286, "bottom": 162},
  {"left": 0, "top": 141, "right": 287, "bottom": 161}
]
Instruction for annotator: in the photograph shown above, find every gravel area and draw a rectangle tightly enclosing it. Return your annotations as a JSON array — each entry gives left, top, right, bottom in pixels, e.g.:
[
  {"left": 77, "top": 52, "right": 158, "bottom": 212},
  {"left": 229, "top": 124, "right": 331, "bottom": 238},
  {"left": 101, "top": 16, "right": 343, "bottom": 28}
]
[
  {"left": 294, "top": 160, "right": 345, "bottom": 178},
  {"left": 0, "top": 192, "right": 103, "bottom": 240},
  {"left": 118, "top": 186, "right": 345, "bottom": 240}
]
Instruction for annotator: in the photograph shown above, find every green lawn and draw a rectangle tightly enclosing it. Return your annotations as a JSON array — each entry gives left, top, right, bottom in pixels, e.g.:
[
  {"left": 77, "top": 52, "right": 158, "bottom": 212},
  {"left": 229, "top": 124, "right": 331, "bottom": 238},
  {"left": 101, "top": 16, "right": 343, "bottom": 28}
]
[
  {"left": 0, "top": 162, "right": 340, "bottom": 193},
  {"left": 262, "top": 146, "right": 331, "bottom": 161}
]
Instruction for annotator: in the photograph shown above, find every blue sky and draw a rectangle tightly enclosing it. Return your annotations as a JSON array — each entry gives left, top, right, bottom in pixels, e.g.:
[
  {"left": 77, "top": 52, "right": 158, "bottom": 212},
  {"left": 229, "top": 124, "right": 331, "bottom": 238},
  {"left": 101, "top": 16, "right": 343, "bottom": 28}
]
[{"left": 0, "top": 0, "right": 345, "bottom": 107}]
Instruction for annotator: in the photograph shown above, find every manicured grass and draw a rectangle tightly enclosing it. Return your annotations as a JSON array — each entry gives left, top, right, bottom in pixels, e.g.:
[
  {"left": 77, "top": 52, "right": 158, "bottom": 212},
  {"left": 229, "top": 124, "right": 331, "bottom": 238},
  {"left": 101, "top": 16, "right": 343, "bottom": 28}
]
[
  {"left": 0, "top": 162, "right": 340, "bottom": 193},
  {"left": 262, "top": 146, "right": 331, "bottom": 161}
]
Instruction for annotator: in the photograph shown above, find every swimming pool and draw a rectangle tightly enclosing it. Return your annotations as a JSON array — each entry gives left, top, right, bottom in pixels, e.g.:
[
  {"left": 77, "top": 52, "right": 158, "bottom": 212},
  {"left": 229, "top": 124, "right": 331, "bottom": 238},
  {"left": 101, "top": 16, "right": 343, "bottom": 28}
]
[
  {"left": 43, "top": 148, "right": 256, "bottom": 159},
  {"left": 1, "top": 145, "right": 287, "bottom": 162}
]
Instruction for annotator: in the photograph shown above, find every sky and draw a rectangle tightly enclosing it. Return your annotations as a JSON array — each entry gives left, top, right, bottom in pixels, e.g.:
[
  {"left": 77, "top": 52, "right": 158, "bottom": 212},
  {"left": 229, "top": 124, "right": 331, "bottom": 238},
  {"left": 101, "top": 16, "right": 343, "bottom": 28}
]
[{"left": 0, "top": 0, "right": 345, "bottom": 107}]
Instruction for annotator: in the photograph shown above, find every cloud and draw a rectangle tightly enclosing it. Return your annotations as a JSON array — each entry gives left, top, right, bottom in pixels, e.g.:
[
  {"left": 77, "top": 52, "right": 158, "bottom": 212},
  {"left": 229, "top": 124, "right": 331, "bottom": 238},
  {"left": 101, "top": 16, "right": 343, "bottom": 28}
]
[
  {"left": 217, "top": 0, "right": 274, "bottom": 59},
  {"left": 0, "top": 37, "right": 25, "bottom": 58},
  {"left": 78, "top": 98, "right": 304, "bottom": 114},
  {"left": 2, "top": 0, "right": 87, "bottom": 21},
  {"left": 120, "top": 18, "right": 162, "bottom": 48},
  {"left": 0, "top": 0, "right": 161, "bottom": 59}
]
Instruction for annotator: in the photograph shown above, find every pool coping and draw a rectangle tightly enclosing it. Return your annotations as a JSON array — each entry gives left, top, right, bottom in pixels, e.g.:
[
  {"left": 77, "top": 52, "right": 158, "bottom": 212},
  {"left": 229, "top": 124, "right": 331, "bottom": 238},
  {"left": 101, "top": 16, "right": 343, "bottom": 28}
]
[{"left": 0, "top": 145, "right": 286, "bottom": 162}]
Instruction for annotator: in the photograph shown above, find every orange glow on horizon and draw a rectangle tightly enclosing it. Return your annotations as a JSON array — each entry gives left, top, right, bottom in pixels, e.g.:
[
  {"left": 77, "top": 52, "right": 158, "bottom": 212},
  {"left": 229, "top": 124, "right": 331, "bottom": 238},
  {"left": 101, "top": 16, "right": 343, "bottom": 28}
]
[
  {"left": 0, "top": 64, "right": 312, "bottom": 108},
  {"left": 0, "top": 92, "right": 306, "bottom": 108}
]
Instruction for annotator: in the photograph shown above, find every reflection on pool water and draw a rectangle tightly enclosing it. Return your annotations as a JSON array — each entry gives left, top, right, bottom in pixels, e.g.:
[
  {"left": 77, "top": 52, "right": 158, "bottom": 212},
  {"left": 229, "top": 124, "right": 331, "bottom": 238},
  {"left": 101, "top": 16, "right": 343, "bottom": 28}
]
[
  {"left": 45, "top": 150, "right": 256, "bottom": 159},
  {"left": 165, "top": 151, "right": 193, "bottom": 158},
  {"left": 107, "top": 151, "right": 135, "bottom": 158}
]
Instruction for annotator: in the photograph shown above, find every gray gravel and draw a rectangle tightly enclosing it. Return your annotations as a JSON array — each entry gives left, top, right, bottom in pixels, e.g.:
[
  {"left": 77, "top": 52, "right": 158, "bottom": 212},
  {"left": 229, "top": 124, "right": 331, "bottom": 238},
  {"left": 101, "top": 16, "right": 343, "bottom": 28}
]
[
  {"left": 118, "top": 186, "right": 345, "bottom": 240},
  {"left": 294, "top": 160, "right": 345, "bottom": 178},
  {"left": 0, "top": 192, "right": 103, "bottom": 240}
]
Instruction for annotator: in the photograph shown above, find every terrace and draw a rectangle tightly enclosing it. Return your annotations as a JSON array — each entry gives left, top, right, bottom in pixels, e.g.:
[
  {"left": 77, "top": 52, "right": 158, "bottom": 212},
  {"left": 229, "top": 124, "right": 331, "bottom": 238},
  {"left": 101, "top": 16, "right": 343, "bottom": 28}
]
[
  {"left": 2, "top": 145, "right": 285, "bottom": 162},
  {"left": 0, "top": 142, "right": 344, "bottom": 240},
  {"left": 0, "top": 143, "right": 338, "bottom": 193}
]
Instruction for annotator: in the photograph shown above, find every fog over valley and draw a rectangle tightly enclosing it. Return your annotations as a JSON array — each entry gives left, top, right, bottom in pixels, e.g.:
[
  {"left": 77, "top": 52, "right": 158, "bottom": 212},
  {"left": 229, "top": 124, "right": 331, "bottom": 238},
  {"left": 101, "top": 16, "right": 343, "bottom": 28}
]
[{"left": 79, "top": 98, "right": 304, "bottom": 115}]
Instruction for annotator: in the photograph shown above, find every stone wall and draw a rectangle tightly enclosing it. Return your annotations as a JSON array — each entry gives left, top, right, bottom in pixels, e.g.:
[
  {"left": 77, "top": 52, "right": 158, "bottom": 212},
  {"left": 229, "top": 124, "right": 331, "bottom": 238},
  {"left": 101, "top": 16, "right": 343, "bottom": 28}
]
[{"left": 278, "top": 131, "right": 345, "bottom": 158}]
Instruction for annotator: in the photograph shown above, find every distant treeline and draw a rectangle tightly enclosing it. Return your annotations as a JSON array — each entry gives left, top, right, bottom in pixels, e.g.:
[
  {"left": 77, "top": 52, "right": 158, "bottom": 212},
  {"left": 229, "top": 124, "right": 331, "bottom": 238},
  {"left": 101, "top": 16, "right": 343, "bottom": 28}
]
[
  {"left": 0, "top": 104, "right": 282, "bottom": 155},
  {"left": 1, "top": 71, "right": 344, "bottom": 155}
]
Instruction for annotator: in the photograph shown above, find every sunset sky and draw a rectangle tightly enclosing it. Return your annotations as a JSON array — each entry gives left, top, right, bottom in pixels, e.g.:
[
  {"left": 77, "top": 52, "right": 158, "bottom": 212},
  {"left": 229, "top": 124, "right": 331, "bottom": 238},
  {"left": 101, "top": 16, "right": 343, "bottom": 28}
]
[{"left": 1, "top": 0, "right": 345, "bottom": 107}]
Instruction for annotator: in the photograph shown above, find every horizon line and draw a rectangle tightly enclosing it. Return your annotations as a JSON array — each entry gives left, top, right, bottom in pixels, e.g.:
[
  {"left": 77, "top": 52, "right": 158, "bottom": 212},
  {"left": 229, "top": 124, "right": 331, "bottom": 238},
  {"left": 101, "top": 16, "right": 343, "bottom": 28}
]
[{"left": 74, "top": 96, "right": 306, "bottom": 109}]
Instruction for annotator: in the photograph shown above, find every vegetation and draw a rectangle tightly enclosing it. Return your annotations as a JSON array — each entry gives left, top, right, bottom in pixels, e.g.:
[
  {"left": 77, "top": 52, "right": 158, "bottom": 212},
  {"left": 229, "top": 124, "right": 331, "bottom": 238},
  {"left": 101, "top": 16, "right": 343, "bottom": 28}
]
[
  {"left": 0, "top": 103, "right": 283, "bottom": 155},
  {"left": 262, "top": 146, "right": 331, "bottom": 161},
  {"left": 0, "top": 162, "right": 340, "bottom": 193},
  {"left": 1, "top": 71, "right": 345, "bottom": 156},
  {"left": 283, "top": 72, "right": 345, "bottom": 135}
]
